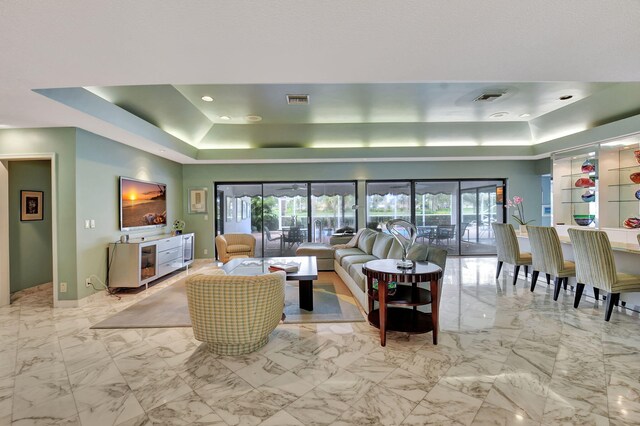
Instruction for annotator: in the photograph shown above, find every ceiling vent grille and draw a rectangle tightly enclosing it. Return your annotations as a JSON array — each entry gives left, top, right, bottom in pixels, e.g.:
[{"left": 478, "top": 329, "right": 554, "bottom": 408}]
[
  {"left": 474, "top": 93, "right": 505, "bottom": 102},
  {"left": 287, "top": 94, "right": 310, "bottom": 105}
]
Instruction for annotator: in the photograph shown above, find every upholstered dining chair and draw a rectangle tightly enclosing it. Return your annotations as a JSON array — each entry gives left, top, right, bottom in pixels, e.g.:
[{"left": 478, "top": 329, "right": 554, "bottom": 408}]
[
  {"left": 215, "top": 233, "right": 256, "bottom": 263},
  {"left": 569, "top": 228, "right": 640, "bottom": 321},
  {"left": 527, "top": 226, "right": 576, "bottom": 300},
  {"left": 492, "top": 223, "right": 532, "bottom": 285}
]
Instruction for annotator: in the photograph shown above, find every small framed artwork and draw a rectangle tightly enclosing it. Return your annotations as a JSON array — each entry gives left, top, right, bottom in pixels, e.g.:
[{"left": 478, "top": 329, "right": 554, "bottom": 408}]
[
  {"left": 236, "top": 198, "right": 242, "bottom": 222},
  {"left": 225, "top": 196, "right": 234, "bottom": 222},
  {"left": 242, "top": 200, "right": 248, "bottom": 220},
  {"left": 21, "top": 190, "right": 44, "bottom": 221},
  {"left": 542, "top": 205, "right": 551, "bottom": 217},
  {"left": 188, "top": 188, "right": 207, "bottom": 214}
]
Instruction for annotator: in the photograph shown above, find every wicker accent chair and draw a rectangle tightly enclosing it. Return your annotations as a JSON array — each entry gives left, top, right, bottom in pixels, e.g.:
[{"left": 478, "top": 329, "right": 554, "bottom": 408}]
[
  {"left": 186, "top": 271, "right": 285, "bottom": 354},
  {"left": 215, "top": 233, "right": 256, "bottom": 263},
  {"left": 492, "top": 223, "right": 532, "bottom": 285},
  {"left": 527, "top": 226, "right": 576, "bottom": 299},
  {"left": 568, "top": 228, "right": 640, "bottom": 321}
]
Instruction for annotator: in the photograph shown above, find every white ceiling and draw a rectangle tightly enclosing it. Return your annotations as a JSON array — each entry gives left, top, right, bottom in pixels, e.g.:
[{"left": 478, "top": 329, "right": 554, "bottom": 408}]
[{"left": 1, "top": 1, "right": 640, "bottom": 162}]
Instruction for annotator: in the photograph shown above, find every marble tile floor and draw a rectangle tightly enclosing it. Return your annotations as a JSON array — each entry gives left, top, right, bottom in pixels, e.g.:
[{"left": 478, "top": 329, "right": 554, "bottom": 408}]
[{"left": 1, "top": 257, "right": 640, "bottom": 425}]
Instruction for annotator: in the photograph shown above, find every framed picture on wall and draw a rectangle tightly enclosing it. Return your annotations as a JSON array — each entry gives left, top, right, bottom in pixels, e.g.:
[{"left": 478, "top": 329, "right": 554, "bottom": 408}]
[
  {"left": 542, "top": 205, "right": 551, "bottom": 217},
  {"left": 236, "top": 198, "right": 242, "bottom": 222},
  {"left": 21, "top": 190, "right": 44, "bottom": 221},
  {"left": 188, "top": 188, "right": 207, "bottom": 214},
  {"left": 225, "top": 196, "right": 234, "bottom": 222}
]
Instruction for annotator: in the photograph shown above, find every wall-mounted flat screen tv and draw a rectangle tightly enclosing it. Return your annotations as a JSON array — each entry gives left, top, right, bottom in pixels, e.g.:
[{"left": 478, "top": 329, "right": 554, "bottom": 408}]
[{"left": 120, "top": 176, "right": 167, "bottom": 231}]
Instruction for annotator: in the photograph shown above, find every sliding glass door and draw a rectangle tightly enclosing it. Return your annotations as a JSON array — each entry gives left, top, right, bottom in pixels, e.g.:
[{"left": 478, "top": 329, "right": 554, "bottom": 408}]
[
  {"left": 415, "top": 181, "right": 460, "bottom": 253},
  {"left": 263, "top": 183, "right": 309, "bottom": 256},
  {"left": 460, "top": 181, "right": 504, "bottom": 255},
  {"left": 310, "top": 182, "right": 357, "bottom": 243},
  {"left": 365, "top": 179, "right": 506, "bottom": 255},
  {"left": 366, "top": 181, "right": 411, "bottom": 231},
  {"left": 215, "top": 181, "right": 357, "bottom": 260}
]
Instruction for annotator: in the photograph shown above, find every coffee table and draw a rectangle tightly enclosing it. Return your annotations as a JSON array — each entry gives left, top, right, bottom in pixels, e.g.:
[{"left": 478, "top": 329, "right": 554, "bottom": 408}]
[{"left": 222, "top": 256, "right": 318, "bottom": 311}]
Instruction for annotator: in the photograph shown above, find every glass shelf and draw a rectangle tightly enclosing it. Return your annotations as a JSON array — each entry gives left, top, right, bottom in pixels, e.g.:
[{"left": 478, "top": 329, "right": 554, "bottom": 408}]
[
  {"left": 562, "top": 201, "right": 596, "bottom": 204},
  {"left": 562, "top": 187, "right": 596, "bottom": 191},
  {"left": 609, "top": 200, "right": 640, "bottom": 203},
  {"left": 608, "top": 165, "right": 640, "bottom": 172},
  {"left": 608, "top": 183, "right": 639, "bottom": 187},
  {"left": 560, "top": 172, "right": 598, "bottom": 178}
]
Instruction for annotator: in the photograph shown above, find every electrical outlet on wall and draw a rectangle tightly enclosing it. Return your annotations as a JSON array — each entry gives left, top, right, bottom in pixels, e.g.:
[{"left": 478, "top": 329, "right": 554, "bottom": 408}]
[
  {"left": 85, "top": 278, "right": 91, "bottom": 287},
  {"left": 60, "top": 282, "right": 67, "bottom": 292},
  {"left": 204, "top": 249, "right": 208, "bottom": 255}
]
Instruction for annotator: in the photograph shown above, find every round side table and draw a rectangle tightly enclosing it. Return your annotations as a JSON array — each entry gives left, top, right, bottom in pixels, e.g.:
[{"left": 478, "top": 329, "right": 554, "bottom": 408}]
[{"left": 362, "top": 259, "right": 443, "bottom": 346}]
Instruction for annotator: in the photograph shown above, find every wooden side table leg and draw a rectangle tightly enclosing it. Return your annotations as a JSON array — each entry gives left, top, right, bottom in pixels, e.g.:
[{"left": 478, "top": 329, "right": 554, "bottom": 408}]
[
  {"left": 367, "top": 277, "right": 374, "bottom": 314},
  {"left": 430, "top": 278, "right": 440, "bottom": 345},
  {"left": 379, "top": 281, "right": 387, "bottom": 346}
]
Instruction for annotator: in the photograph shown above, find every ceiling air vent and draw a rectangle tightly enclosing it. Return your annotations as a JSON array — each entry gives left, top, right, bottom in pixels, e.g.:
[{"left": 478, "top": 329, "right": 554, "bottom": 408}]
[
  {"left": 474, "top": 93, "right": 505, "bottom": 102},
  {"left": 286, "top": 94, "right": 310, "bottom": 105}
]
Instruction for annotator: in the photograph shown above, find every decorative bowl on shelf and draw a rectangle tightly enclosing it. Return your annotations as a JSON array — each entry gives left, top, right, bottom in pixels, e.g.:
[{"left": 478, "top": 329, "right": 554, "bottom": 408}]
[
  {"left": 581, "top": 160, "right": 596, "bottom": 173},
  {"left": 635, "top": 189, "right": 640, "bottom": 200},
  {"left": 581, "top": 190, "right": 596, "bottom": 202},
  {"left": 635, "top": 150, "right": 640, "bottom": 164},
  {"left": 573, "top": 214, "right": 595, "bottom": 226},
  {"left": 574, "top": 177, "right": 596, "bottom": 188},
  {"left": 623, "top": 217, "right": 640, "bottom": 229},
  {"left": 630, "top": 172, "right": 640, "bottom": 184}
]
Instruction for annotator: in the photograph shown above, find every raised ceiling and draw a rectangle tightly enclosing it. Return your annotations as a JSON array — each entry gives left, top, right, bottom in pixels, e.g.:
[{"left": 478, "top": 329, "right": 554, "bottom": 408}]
[
  {"left": 1, "top": 1, "right": 640, "bottom": 163},
  {"left": 80, "top": 82, "right": 635, "bottom": 149}
]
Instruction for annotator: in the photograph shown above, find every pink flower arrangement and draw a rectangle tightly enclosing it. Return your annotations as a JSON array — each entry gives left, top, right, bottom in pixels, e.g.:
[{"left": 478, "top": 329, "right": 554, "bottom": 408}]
[{"left": 506, "top": 196, "right": 533, "bottom": 225}]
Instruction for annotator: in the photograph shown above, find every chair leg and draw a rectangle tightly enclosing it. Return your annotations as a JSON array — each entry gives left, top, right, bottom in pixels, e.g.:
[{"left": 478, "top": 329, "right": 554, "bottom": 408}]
[
  {"left": 513, "top": 265, "right": 521, "bottom": 286},
  {"left": 574, "top": 283, "right": 585, "bottom": 308},
  {"left": 593, "top": 288, "right": 599, "bottom": 301},
  {"left": 553, "top": 277, "right": 562, "bottom": 301},
  {"left": 605, "top": 293, "right": 620, "bottom": 321},
  {"left": 545, "top": 274, "right": 551, "bottom": 285},
  {"left": 563, "top": 277, "right": 568, "bottom": 290},
  {"left": 530, "top": 270, "right": 539, "bottom": 292},
  {"left": 496, "top": 261, "right": 503, "bottom": 279},
  {"left": 524, "top": 265, "right": 529, "bottom": 279}
]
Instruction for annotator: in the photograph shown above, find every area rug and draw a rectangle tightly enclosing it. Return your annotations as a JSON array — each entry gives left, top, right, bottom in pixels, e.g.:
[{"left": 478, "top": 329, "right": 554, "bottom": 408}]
[{"left": 91, "top": 276, "right": 364, "bottom": 329}]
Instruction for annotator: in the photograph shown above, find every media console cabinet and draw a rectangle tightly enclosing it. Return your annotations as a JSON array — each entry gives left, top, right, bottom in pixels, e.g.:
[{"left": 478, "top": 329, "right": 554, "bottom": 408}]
[{"left": 108, "top": 233, "right": 195, "bottom": 288}]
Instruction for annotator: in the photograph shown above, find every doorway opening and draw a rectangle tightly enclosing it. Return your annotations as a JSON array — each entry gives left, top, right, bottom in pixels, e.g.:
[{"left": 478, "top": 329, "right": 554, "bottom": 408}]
[{"left": 0, "top": 154, "right": 58, "bottom": 307}]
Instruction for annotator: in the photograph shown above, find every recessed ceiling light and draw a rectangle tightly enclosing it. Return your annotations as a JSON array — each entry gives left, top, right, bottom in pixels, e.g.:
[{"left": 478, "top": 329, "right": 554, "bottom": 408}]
[
  {"left": 559, "top": 95, "right": 573, "bottom": 101},
  {"left": 201, "top": 96, "right": 214, "bottom": 102},
  {"left": 219, "top": 116, "right": 231, "bottom": 120},
  {"left": 159, "top": 149, "right": 166, "bottom": 153},
  {"left": 489, "top": 112, "right": 509, "bottom": 118},
  {"left": 519, "top": 113, "right": 531, "bottom": 118},
  {"left": 245, "top": 115, "right": 262, "bottom": 122}
]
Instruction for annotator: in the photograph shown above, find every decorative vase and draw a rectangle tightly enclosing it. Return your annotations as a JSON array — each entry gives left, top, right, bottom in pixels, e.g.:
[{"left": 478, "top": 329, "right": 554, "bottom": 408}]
[
  {"left": 519, "top": 225, "right": 528, "bottom": 235},
  {"left": 581, "top": 190, "right": 596, "bottom": 203},
  {"left": 581, "top": 160, "right": 596, "bottom": 173}
]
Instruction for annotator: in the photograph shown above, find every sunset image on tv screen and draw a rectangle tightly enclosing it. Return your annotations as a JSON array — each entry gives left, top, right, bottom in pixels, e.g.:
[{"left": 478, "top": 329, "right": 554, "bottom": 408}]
[{"left": 121, "top": 178, "right": 166, "bottom": 229}]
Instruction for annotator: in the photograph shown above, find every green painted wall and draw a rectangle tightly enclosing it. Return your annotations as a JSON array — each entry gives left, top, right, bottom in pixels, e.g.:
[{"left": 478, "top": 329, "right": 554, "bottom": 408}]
[
  {"left": 8, "top": 160, "right": 53, "bottom": 292},
  {"left": 182, "top": 160, "right": 543, "bottom": 258},
  {"left": 0, "top": 128, "right": 78, "bottom": 300},
  {"left": 1, "top": 128, "right": 183, "bottom": 302},
  {"left": 74, "top": 129, "right": 183, "bottom": 299}
]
